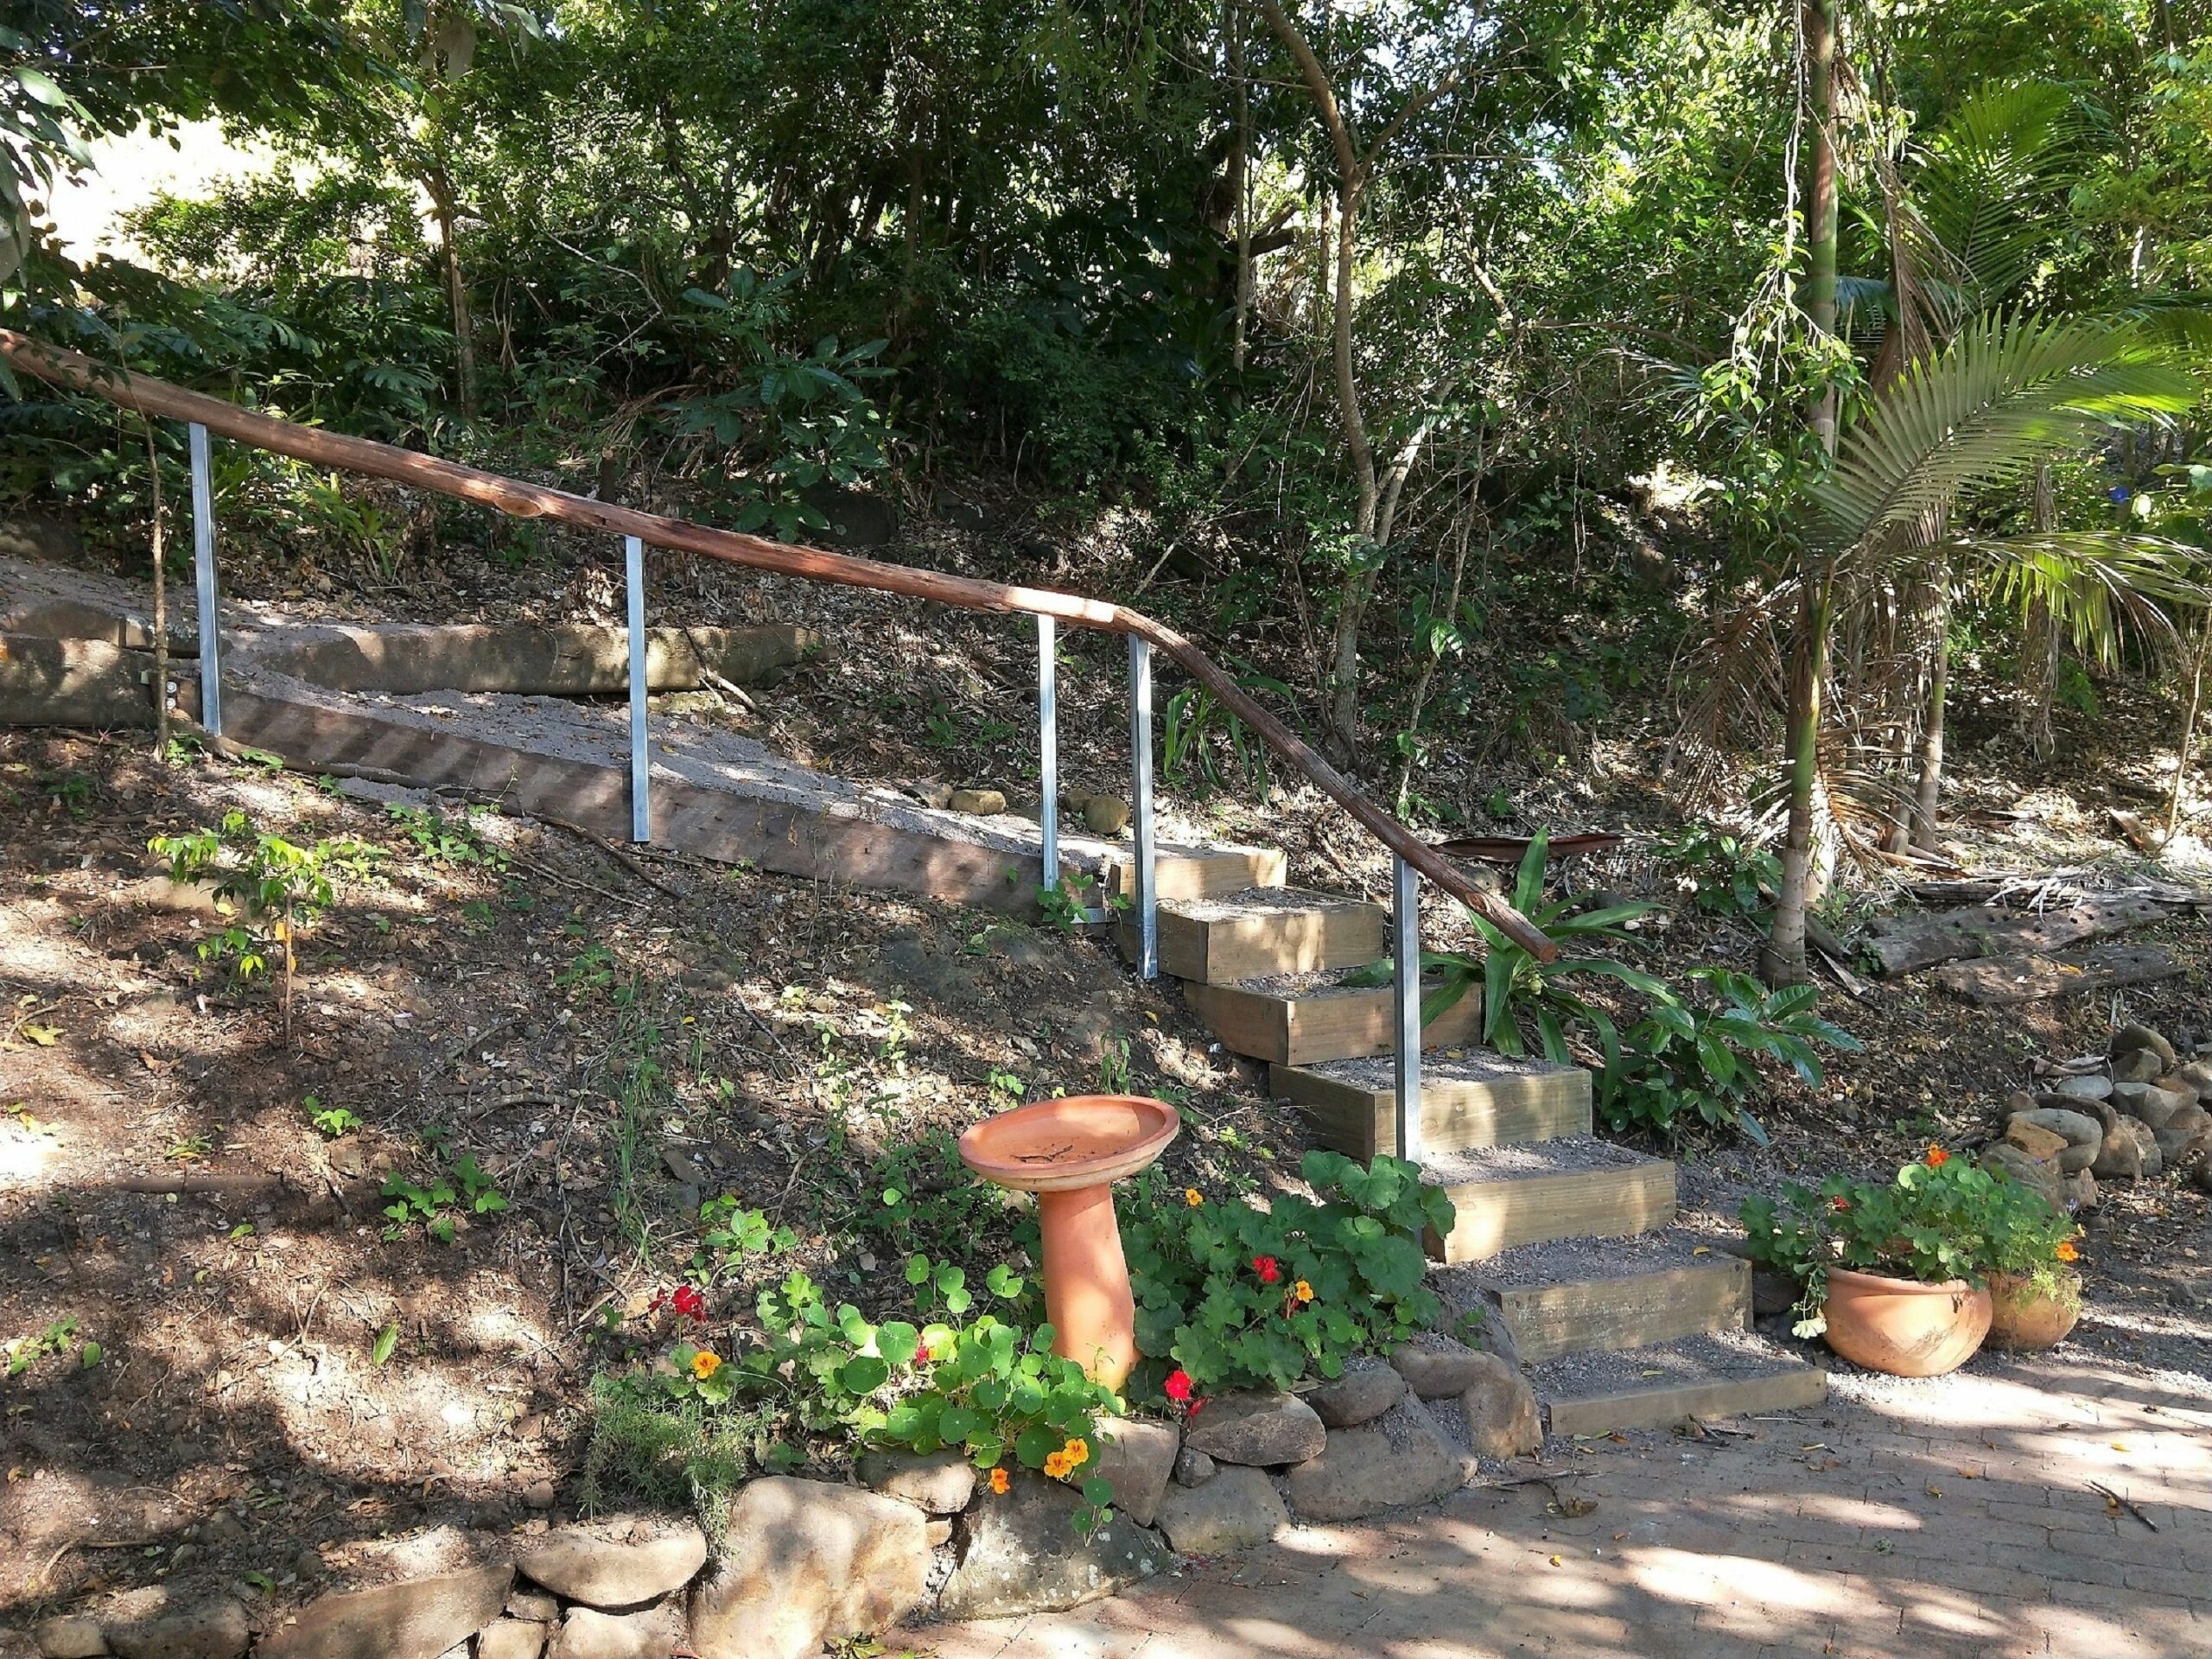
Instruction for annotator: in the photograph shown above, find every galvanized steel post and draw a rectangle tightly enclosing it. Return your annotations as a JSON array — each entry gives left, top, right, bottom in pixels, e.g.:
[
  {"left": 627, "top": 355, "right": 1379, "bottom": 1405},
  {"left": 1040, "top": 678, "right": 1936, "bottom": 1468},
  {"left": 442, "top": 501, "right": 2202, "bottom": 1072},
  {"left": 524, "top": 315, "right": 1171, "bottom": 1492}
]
[
  {"left": 625, "top": 534, "right": 651, "bottom": 842},
  {"left": 1393, "top": 854, "right": 1423, "bottom": 1164},
  {"left": 188, "top": 422, "right": 223, "bottom": 735},
  {"left": 1037, "top": 613, "right": 1058, "bottom": 893},
  {"left": 1128, "top": 635, "right": 1157, "bottom": 979}
]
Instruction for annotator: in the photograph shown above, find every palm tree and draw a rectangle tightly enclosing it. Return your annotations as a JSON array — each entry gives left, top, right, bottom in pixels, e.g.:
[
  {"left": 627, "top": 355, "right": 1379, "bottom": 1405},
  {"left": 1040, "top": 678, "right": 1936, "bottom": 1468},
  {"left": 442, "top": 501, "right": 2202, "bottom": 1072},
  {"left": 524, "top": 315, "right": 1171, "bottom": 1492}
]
[{"left": 1762, "top": 309, "right": 2202, "bottom": 984}]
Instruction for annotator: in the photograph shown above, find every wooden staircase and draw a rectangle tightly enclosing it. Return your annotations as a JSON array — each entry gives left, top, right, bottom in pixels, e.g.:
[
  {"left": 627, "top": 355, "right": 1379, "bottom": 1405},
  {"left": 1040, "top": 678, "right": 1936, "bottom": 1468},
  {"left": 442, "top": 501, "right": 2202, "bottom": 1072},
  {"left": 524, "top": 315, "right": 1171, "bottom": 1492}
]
[{"left": 1131, "top": 855, "right": 1826, "bottom": 1440}]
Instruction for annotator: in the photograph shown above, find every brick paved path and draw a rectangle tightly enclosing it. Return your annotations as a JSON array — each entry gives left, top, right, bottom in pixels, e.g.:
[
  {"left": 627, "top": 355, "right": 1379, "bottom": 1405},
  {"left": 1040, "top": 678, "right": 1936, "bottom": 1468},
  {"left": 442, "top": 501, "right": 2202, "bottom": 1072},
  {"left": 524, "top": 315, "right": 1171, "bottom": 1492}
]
[{"left": 905, "top": 1356, "right": 2210, "bottom": 1658}]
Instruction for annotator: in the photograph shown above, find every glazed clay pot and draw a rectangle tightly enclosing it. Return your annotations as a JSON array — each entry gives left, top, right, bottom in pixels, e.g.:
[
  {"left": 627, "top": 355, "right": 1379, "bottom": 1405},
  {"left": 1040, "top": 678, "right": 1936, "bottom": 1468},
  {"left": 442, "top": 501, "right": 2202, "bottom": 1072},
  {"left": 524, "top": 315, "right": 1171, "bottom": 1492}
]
[
  {"left": 1983, "top": 1269, "right": 2082, "bottom": 1351},
  {"left": 1821, "top": 1266, "right": 1992, "bottom": 1376}
]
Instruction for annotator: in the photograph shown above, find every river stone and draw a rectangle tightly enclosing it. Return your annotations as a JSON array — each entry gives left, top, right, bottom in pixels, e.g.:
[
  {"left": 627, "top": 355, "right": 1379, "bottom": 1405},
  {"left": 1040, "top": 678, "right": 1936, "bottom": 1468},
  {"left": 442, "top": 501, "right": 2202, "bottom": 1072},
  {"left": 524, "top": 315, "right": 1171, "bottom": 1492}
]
[
  {"left": 1982, "top": 1141, "right": 2063, "bottom": 1206},
  {"left": 936, "top": 1471, "right": 1171, "bottom": 1619},
  {"left": 1173, "top": 1446, "right": 1217, "bottom": 1486},
  {"left": 2004, "top": 1120, "right": 2069, "bottom": 1163},
  {"left": 1304, "top": 1361, "right": 1408, "bottom": 1428},
  {"left": 690, "top": 1478, "right": 925, "bottom": 1659},
  {"left": 854, "top": 1449, "right": 977, "bottom": 1516},
  {"left": 1092, "top": 1418, "right": 1179, "bottom": 1527},
  {"left": 2064, "top": 1169, "right": 2100, "bottom": 1211},
  {"left": 507, "top": 1590, "right": 561, "bottom": 1623},
  {"left": 547, "top": 1605, "right": 683, "bottom": 1659},
  {"left": 2157, "top": 1073, "right": 2204, "bottom": 1104},
  {"left": 1081, "top": 794, "right": 1132, "bottom": 836},
  {"left": 2179, "top": 1060, "right": 2212, "bottom": 1094},
  {"left": 259, "top": 1565, "right": 512, "bottom": 1659},
  {"left": 2113, "top": 1022, "right": 2177, "bottom": 1071},
  {"left": 1182, "top": 1390, "right": 1325, "bottom": 1466},
  {"left": 2091, "top": 1118, "right": 2145, "bottom": 1180},
  {"left": 518, "top": 1518, "right": 707, "bottom": 1608},
  {"left": 1283, "top": 1395, "right": 1459, "bottom": 1522},
  {"left": 2053, "top": 1073, "right": 2113, "bottom": 1103},
  {"left": 949, "top": 787, "right": 1007, "bottom": 815},
  {"left": 478, "top": 1621, "right": 548, "bottom": 1659},
  {"left": 1155, "top": 1465, "right": 1291, "bottom": 1555},
  {"left": 2113, "top": 1046, "right": 2167, "bottom": 1085},
  {"left": 2153, "top": 1103, "right": 2212, "bottom": 1160},
  {"left": 1460, "top": 1352, "right": 1542, "bottom": 1460},
  {"left": 35, "top": 1616, "right": 109, "bottom": 1659},
  {"left": 2113, "top": 1080, "right": 2193, "bottom": 1129},
  {"left": 1389, "top": 1336, "right": 1497, "bottom": 1399},
  {"left": 103, "top": 1595, "right": 250, "bottom": 1659}
]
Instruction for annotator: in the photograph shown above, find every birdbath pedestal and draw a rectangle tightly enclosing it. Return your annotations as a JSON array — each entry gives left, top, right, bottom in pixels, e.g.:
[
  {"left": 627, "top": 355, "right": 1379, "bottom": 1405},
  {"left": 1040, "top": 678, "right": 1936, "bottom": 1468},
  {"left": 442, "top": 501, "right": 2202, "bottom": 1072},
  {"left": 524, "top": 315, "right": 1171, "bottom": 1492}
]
[{"left": 957, "top": 1094, "right": 1180, "bottom": 1391}]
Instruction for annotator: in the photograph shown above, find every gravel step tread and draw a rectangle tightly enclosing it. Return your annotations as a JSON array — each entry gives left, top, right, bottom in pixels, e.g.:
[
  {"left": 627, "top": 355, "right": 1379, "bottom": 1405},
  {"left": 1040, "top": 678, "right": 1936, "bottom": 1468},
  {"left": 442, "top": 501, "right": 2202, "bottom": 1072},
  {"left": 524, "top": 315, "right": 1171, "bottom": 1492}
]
[
  {"left": 1219, "top": 965, "right": 1455, "bottom": 1000},
  {"left": 1446, "top": 1230, "right": 1745, "bottom": 1293},
  {"left": 1293, "top": 1049, "right": 1584, "bottom": 1089},
  {"left": 1160, "top": 886, "right": 1386, "bottom": 921},
  {"left": 1418, "top": 1136, "right": 1666, "bottom": 1185},
  {"left": 1532, "top": 1329, "right": 1821, "bottom": 1402}
]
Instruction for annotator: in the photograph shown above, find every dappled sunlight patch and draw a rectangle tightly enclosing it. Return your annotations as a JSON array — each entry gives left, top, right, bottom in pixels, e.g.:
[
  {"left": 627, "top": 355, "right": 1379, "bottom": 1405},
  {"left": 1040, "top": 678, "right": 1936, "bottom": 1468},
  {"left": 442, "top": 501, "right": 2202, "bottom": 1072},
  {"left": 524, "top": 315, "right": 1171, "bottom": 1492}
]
[{"left": 1619, "top": 1547, "right": 1863, "bottom": 1618}]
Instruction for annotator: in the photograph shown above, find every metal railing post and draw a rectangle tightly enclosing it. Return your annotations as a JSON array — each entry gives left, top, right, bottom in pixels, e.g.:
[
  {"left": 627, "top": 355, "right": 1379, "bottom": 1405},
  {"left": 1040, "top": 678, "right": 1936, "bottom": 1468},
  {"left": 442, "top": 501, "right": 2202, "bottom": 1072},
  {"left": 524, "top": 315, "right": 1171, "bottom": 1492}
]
[
  {"left": 625, "top": 535, "right": 652, "bottom": 842},
  {"left": 1128, "top": 635, "right": 1157, "bottom": 979},
  {"left": 1393, "top": 855, "right": 1423, "bottom": 1164},
  {"left": 1037, "top": 613, "right": 1058, "bottom": 893},
  {"left": 188, "top": 422, "right": 223, "bottom": 735}
]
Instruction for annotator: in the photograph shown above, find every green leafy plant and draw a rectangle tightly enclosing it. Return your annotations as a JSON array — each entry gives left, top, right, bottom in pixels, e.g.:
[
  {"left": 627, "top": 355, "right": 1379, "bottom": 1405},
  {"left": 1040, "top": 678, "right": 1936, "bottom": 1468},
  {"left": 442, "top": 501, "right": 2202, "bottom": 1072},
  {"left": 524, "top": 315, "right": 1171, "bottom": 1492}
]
[
  {"left": 386, "top": 802, "right": 508, "bottom": 870},
  {"left": 1653, "top": 825, "right": 1780, "bottom": 920},
  {"left": 1121, "top": 1152, "right": 1453, "bottom": 1397},
  {"left": 1360, "top": 833, "right": 1668, "bottom": 1062},
  {"left": 380, "top": 1154, "right": 507, "bottom": 1243},
  {"left": 151, "top": 811, "right": 377, "bottom": 1029},
  {"left": 693, "top": 1194, "right": 798, "bottom": 1282},
  {"left": 5, "top": 1316, "right": 83, "bottom": 1377},
  {"left": 851, "top": 1131, "right": 1009, "bottom": 1264},
  {"left": 1037, "top": 871, "right": 1123, "bottom": 931},
  {"left": 1599, "top": 969, "right": 1859, "bottom": 1145},
  {"left": 1740, "top": 1148, "right": 2053, "bottom": 1336},
  {"left": 305, "top": 1096, "right": 361, "bottom": 1137}
]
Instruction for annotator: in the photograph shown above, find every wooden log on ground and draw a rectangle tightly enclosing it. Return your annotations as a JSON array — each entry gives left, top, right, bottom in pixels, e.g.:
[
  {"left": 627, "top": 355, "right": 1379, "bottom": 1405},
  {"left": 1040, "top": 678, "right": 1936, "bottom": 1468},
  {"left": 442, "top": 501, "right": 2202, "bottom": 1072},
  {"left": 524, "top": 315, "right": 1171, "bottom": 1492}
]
[
  {"left": 1866, "top": 895, "right": 2176, "bottom": 977},
  {"left": 1932, "top": 944, "right": 2183, "bottom": 1006}
]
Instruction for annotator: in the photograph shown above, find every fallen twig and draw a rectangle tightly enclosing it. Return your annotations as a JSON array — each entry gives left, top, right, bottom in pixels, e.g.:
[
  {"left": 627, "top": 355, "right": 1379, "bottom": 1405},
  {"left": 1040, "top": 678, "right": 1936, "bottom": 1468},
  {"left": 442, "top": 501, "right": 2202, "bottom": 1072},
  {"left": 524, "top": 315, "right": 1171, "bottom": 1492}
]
[{"left": 2089, "top": 1480, "right": 2158, "bottom": 1531}]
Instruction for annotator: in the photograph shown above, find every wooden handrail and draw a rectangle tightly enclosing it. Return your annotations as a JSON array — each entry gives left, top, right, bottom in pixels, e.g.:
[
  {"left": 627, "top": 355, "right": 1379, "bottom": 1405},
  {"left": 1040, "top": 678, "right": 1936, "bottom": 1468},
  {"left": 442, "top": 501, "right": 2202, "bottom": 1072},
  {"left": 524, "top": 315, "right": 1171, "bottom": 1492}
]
[{"left": 0, "top": 327, "right": 1555, "bottom": 958}]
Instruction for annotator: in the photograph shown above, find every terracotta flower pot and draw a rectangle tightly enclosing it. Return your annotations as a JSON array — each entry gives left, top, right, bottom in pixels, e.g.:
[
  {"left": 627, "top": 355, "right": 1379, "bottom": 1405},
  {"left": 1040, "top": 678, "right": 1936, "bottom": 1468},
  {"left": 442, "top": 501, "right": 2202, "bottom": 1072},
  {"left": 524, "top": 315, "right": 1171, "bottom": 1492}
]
[
  {"left": 1821, "top": 1266, "right": 1991, "bottom": 1376},
  {"left": 957, "top": 1094, "right": 1179, "bottom": 1390},
  {"left": 1983, "top": 1269, "right": 2082, "bottom": 1351}
]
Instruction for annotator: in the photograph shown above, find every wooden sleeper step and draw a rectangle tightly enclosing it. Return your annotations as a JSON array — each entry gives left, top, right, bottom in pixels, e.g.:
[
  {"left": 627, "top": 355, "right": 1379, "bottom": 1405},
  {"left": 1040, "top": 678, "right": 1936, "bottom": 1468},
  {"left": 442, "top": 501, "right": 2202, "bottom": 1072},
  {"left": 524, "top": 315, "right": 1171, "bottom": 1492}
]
[
  {"left": 1280, "top": 1051, "right": 1592, "bottom": 1159},
  {"left": 1418, "top": 1139, "right": 1675, "bottom": 1265},
  {"left": 1185, "top": 970, "right": 1481, "bottom": 1066},
  {"left": 1441, "top": 1236, "right": 1751, "bottom": 1363},
  {"left": 1105, "top": 842, "right": 1287, "bottom": 903},
  {"left": 1120, "top": 887, "right": 1386, "bottom": 983},
  {"left": 1532, "top": 1332, "right": 1827, "bottom": 1437}
]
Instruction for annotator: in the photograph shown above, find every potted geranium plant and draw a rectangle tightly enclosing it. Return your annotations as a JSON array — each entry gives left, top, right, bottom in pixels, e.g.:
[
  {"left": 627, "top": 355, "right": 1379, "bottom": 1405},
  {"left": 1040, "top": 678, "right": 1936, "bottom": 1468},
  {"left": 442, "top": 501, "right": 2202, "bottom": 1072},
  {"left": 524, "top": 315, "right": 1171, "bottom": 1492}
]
[
  {"left": 1739, "top": 1147, "right": 2018, "bottom": 1377},
  {"left": 1982, "top": 1180, "right": 2084, "bottom": 1351}
]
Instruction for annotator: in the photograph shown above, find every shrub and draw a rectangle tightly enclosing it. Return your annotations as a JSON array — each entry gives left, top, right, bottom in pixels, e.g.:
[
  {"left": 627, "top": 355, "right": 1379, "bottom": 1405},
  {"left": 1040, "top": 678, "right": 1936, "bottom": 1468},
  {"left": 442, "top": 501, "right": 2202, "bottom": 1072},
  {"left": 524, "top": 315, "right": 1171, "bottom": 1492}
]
[
  {"left": 1599, "top": 968, "right": 1859, "bottom": 1145},
  {"left": 1652, "top": 824, "right": 1780, "bottom": 920},
  {"left": 1121, "top": 1151, "right": 1453, "bottom": 1399}
]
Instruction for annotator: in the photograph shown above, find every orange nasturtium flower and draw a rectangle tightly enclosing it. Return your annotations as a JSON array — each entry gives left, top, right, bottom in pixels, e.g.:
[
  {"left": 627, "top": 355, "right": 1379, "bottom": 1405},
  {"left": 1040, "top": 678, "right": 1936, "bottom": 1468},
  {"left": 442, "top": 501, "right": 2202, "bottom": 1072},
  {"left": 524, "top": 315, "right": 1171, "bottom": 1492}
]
[
  {"left": 690, "top": 1350, "right": 722, "bottom": 1380},
  {"left": 1294, "top": 1280, "right": 1314, "bottom": 1304},
  {"left": 1043, "top": 1451, "right": 1071, "bottom": 1479},
  {"left": 2056, "top": 1239, "right": 2080, "bottom": 1262},
  {"left": 1925, "top": 1146, "right": 1950, "bottom": 1167},
  {"left": 989, "top": 1467, "right": 1011, "bottom": 1495},
  {"left": 1185, "top": 1188, "right": 1204, "bottom": 1207}
]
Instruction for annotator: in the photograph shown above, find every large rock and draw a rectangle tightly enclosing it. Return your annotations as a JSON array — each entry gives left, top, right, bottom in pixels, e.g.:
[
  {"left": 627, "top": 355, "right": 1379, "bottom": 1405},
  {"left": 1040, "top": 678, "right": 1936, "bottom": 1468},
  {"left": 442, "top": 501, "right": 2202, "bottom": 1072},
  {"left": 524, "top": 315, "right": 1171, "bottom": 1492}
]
[
  {"left": 1092, "top": 1419, "right": 1179, "bottom": 1528},
  {"left": 2153, "top": 1103, "right": 2211, "bottom": 1161},
  {"left": 2004, "top": 1120, "right": 2069, "bottom": 1163},
  {"left": 1283, "top": 1395, "right": 1460, "bottom": 1523},
  {"left": 1982, "top": 1141, "right": 2063, "bottom": 1206},
  {"left": 1183, "top": 1390, "right": 1325, "bottom": 1466},
  {"left": 259, "top": 1565, "right": 512, "bottom": 1659},
  {"left": 1389, "top": 1337, "right": 1497, "bottom": 1400},
  {"left": 2053, "top": 1073, "right": 2113, "bottom": 1103},
  {"left": 1303, "top": 1361, "right": 1407, "bottom": 1429},
  {"left": 2113, "top": 1047, "right": 2167, "bottom": 1085},
  {"left": 35, "top": 1617, "right": 107, "bottom": 1659},
  {"left": 518, "top": 1518, "right": 707, "bottom": 1609},
  {"left": 2063, "top": 1169, "right": 2100, "bottom": 1211},
  {"left": 2178, "top": 1060, "right": 2212, "bottom": 1095},
  {"left": 1173, "top": 1446, "right": 1216, "bottom": 1486},
  {"left": 2112, "top": 1022, "right": 2177, "bottom": 1071},
  {"left": 2113, "top": 1080, "right": 2193, "bottom": 1129},
  {"left": 2157, "top": 1072, "right": 2204, "bottom": 1104},
  {"left": 1460, "top": 1353, "right": 1542, "bottom": 1460},
  {"left": 102, "top": 1596, "right": 249, "bottom": 1659},
  {"left": 479, "top": 1621, "right": 548, "bottom": 1659},
  {"left": 854, "top": 1449, "right": 977, "bottom": 1516},
  {"left": 690, "top": 1478, "right": 926, "bottom": 1659},
  {"left": 1155, "top": 1465, "right": 1291, "bottom": 1555},
  {"left": 936, "top": 1471, "right": 1171, "bottom": 1620},
  {"left": 2091, "top": 1118, "right": 2145, "bottom": 1180},
  {"left": 2012, "top": 1105, "right": 2104, "bottom": 1173},
  {"left": 547, "top": 1605, "right": 684, "bottom": 1659}
]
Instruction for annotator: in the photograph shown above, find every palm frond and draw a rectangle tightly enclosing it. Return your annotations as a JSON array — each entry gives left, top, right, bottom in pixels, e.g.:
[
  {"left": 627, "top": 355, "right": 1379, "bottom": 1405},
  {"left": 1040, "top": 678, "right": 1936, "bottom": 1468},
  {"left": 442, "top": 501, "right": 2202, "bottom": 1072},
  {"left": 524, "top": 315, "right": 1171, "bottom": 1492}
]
[
  {"left": 1810, "top": 312, "right": 2199, "bottom": 562},
  {"left": 1914, "top": 80, "right": 2082, "bottom": 309},
  {"left": 1961, "top": 530, "right": 2208, "bottom": 670}
]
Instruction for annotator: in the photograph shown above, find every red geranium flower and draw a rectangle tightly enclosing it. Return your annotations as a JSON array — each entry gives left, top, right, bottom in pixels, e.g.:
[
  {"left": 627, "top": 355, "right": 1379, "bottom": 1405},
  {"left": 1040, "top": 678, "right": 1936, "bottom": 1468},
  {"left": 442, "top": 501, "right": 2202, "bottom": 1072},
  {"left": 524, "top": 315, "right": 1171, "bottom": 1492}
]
[
  {"left": 1251, "top": 1255, "right": 1281, "bottom": 1285},
  {"left": 652, "top": 1284, "right": 708, "bottom": 1321},
  {"left": 1163, "top": 1368, "right": 1194, "bottom": 1403},
  {"left": 1830, "top": 1196, "right": 1850, "bottom": 1212}
]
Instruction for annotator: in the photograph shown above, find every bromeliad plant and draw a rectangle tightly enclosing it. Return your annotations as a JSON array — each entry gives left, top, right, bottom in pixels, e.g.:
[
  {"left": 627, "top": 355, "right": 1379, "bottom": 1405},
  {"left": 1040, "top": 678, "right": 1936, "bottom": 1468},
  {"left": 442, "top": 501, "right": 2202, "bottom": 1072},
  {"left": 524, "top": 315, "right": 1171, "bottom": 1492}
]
[
  {"left": 1739, "top": 1148, "right": 2063, "bottom": 1336},
  {"left": 1121, "top": 1151, "right": 1454, "bottom": 1398},
  {"left": 1599, "top": 968, "right": 1860, "bottom": 1146}
]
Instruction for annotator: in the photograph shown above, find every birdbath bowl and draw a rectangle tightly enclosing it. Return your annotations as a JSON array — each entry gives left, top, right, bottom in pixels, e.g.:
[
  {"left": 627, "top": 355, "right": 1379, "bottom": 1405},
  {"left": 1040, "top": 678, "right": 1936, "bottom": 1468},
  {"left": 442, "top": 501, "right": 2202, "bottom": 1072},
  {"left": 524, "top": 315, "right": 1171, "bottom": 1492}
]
[{"left": 958, "top": 1094, "right": 1180, "bottom": 1390}]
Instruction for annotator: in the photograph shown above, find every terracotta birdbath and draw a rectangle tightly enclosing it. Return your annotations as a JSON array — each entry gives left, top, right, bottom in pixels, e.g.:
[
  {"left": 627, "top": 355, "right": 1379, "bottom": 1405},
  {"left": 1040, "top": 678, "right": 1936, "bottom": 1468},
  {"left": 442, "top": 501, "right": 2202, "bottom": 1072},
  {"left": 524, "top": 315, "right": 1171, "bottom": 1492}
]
[{"left": 958, "top": 1094, "right": 1179, "bottom": 1391}]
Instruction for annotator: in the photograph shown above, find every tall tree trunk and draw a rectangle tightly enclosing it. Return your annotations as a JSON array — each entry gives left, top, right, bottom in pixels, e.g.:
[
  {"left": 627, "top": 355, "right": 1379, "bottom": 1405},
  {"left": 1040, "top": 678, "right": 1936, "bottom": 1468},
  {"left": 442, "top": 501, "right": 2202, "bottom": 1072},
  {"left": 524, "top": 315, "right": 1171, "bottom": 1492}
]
[
  {"left": 1765, "top": 0, "right": 1840, "bottom": 988},
  {"left": 427, "top": 168, "right": 478, "bottom": 416},
  {"left": 2168, "top": 618, "right": 2210, "bottom": 840},
  {"left": 1230, "top": 0, "right": 1251, "bottom": 374},
  {"left": 143, "top": 417, "right": 169, "bottom": 753},
  {"left": 1909, "top": 586, "right": 1951, "bottom": 851}
]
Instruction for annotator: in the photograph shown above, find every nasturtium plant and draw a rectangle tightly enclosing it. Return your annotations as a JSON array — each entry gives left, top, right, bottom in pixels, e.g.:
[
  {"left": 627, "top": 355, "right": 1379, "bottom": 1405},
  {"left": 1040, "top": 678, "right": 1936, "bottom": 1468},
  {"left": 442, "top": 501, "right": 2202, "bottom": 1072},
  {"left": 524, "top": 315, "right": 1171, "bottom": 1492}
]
[{"left": 1121, "top": 1151, "right": 1454, "bottom": 1398}]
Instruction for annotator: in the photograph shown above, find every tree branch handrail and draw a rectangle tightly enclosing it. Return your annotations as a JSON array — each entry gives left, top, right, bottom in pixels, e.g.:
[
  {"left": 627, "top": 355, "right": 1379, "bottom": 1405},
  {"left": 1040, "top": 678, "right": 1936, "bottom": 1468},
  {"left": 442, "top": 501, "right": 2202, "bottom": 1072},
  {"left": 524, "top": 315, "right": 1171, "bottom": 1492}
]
[{"left": 0, "top": 327, "right": 1557, "bottom": 959}]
